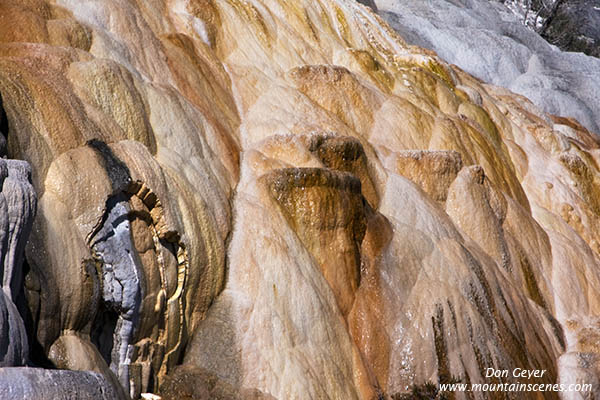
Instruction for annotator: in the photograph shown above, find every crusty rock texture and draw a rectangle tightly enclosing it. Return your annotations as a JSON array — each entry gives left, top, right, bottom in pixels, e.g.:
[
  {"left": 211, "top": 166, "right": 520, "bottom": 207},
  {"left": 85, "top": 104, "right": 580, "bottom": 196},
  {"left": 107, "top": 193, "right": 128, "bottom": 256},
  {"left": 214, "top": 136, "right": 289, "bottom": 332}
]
[
  {"left": 0, "top": 0, "right": 600, "bottom": 399},
  {"left": 0, "top": 367, "right": 127, "bottom": 400},
  {"left": 0, "top": 158, "right": 36, "bottom": 369}
]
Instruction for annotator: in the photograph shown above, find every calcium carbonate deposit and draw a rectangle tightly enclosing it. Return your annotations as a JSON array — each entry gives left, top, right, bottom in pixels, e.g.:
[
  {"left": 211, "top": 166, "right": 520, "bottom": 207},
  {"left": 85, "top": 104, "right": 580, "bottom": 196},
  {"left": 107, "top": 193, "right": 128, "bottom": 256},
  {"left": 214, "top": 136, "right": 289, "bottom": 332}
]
[
  {"left": 376, "top": 0, "right": 600, "bottom": 134},
  {"left": 0, "top": 0, "right": 599, "bottom": 399}
]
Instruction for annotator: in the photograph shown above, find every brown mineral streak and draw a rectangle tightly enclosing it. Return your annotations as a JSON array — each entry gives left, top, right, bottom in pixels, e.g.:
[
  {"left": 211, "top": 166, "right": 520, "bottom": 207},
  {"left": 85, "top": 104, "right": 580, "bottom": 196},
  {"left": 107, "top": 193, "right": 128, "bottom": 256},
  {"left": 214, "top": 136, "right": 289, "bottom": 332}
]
[{"left": 0, "top": 0, "right": 597, "bottom": 399}]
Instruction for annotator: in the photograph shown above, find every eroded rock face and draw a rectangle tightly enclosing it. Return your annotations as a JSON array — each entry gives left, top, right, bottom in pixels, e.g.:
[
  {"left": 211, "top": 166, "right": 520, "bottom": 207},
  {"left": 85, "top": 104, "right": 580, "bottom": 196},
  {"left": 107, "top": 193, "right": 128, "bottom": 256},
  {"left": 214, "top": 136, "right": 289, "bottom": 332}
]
[
  {"left": 89, "top": 183, "right": 188, "bottom": 396},
  {"left": 1, "top": 0, "right": 600, "bottom": 399}
]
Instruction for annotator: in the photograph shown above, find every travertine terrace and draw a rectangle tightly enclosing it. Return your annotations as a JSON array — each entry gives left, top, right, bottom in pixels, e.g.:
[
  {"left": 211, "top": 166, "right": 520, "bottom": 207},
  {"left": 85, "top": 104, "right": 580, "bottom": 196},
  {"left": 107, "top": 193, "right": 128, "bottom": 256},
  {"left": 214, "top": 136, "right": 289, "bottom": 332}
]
[{"left": 0, "top": 0, "right": 599, "bottom": 399}]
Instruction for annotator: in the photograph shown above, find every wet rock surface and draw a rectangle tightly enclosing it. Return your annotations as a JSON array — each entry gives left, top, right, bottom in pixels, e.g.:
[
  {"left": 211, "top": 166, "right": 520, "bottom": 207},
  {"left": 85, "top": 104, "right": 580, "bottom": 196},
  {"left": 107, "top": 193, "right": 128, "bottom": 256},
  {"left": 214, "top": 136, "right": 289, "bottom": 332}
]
[{"left": 266, "top": 167, "right": 366, "bottom": 316}]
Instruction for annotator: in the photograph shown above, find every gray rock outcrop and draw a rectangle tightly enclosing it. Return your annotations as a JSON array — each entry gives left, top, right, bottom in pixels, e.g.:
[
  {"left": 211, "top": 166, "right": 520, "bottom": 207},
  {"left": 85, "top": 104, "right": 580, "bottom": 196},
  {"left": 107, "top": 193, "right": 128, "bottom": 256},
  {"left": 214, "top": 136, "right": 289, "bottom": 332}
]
[
  {"left": 0, "top": 159, "right": 36, "bottom": 367},
  {"left": 496, "top": 0, "right": 600, "bottom": 57},
  {"left": 0, "top": 367, "right": 127, "bottom": 400},
  {"left": 540, "top": 0, "right": 600, "bottom": 57}
]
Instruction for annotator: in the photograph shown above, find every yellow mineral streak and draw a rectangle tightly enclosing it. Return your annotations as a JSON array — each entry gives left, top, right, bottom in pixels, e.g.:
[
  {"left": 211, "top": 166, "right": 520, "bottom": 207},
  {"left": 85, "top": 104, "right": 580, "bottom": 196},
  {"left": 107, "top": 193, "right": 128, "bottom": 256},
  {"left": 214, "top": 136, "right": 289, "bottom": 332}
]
[{"left": 1, "top": 0, "right": 600, "bottom": 398}]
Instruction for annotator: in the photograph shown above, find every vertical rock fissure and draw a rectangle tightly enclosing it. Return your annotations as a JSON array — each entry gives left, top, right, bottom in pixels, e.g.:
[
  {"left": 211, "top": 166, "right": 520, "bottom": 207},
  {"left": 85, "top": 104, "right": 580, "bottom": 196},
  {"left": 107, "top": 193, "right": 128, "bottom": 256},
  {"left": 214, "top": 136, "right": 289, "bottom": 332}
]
[
  {"left": 89, "top": 180, "right": 189, "bottom": 397},
  {"left": 90, "top": 195, "right": 142, "bottom": 394}
]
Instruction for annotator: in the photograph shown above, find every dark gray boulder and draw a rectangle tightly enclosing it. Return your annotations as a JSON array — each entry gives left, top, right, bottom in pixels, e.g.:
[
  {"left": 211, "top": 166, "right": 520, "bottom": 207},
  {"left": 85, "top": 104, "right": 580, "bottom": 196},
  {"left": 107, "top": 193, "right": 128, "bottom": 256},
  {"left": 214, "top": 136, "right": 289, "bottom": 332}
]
[
  {"left": 358, "top": 0, "right": 378, "bottom": 11},
  {"left": 540, "top": 0, "right": 600, "bottom": 57}
]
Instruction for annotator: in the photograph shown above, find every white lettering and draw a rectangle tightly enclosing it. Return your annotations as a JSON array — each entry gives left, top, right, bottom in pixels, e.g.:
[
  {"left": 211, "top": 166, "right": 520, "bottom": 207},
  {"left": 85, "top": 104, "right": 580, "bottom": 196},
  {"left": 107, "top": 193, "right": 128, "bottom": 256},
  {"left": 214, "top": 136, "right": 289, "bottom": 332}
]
[
  {"left": 486, "top": 368, "right": 508, "bottom": 378},
  {"left": 512, "top": 369, "right": 547, "bottom": 379}
]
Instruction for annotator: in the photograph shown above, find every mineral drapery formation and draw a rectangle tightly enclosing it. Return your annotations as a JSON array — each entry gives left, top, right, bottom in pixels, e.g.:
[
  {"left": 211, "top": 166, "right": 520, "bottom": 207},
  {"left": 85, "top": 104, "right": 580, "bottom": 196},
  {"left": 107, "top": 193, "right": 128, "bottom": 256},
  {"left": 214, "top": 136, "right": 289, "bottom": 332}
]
[
  {"left": 0, "top": 0, "right": 600, "bottom": 399},
  {"left": 0, "top": 159, "right": 36, "bottom": 368}
]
